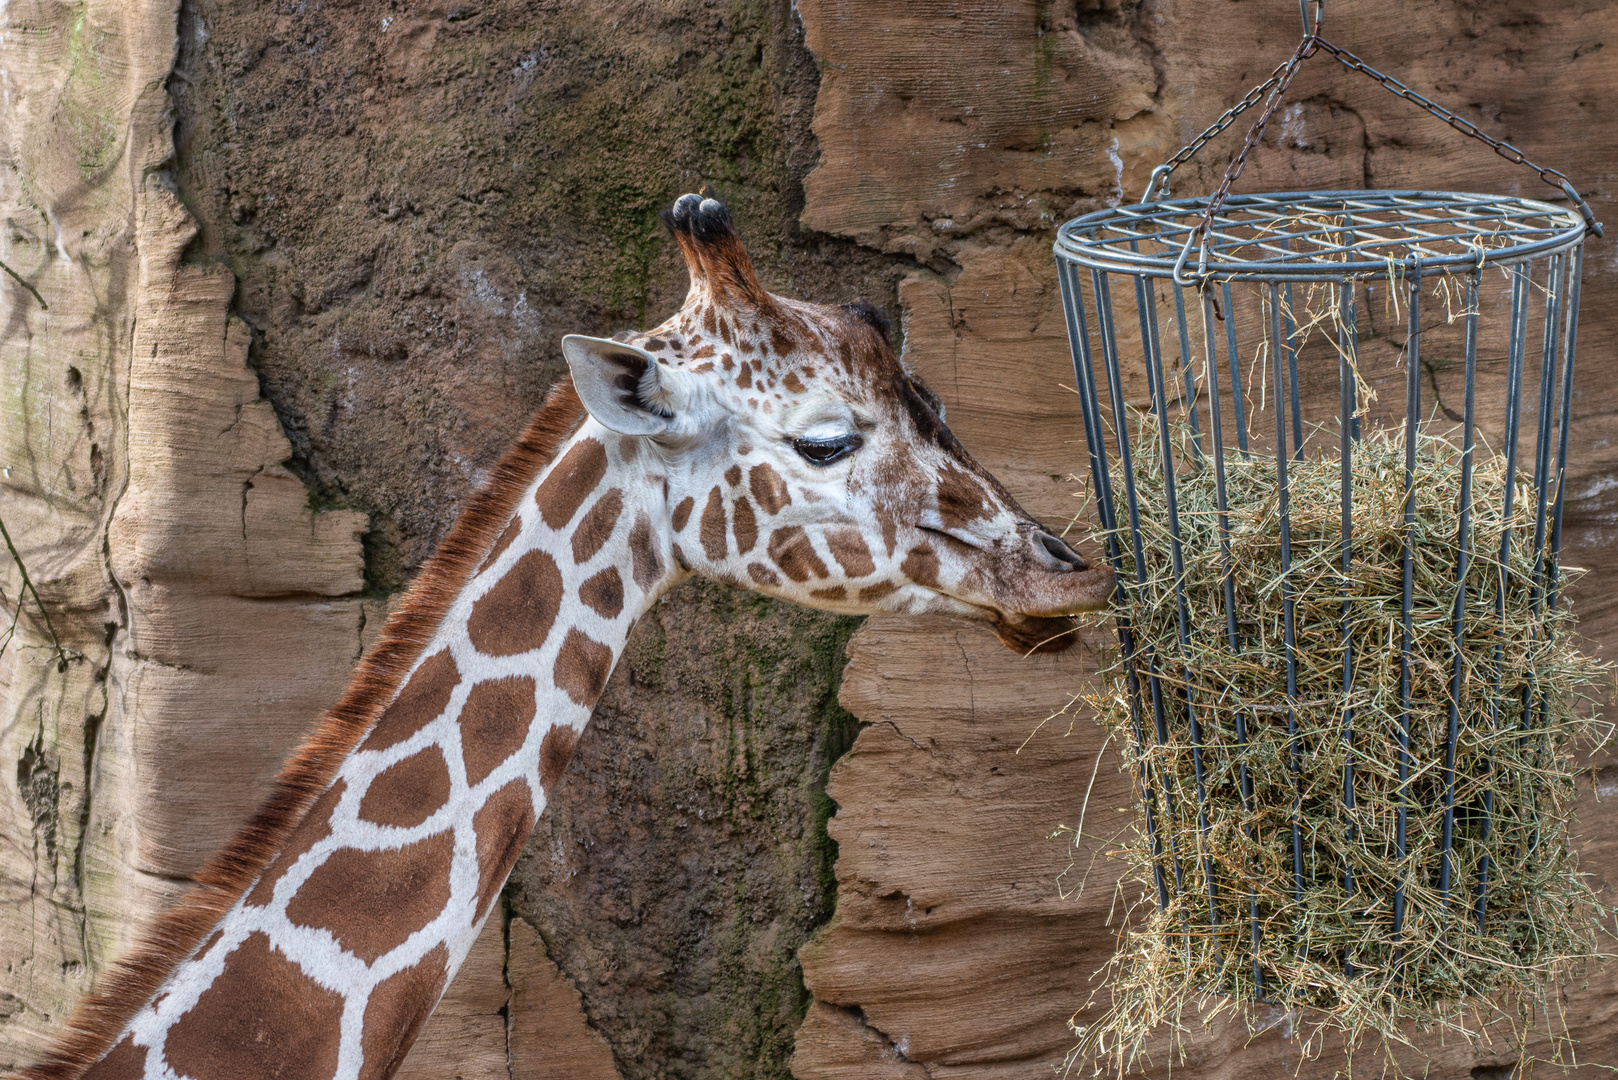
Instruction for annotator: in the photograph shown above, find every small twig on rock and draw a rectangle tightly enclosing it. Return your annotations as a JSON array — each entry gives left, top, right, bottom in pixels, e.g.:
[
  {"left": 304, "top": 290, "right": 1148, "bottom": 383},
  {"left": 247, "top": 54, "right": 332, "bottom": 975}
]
[
  {"left": 0, "top": 258, "right": 47, "bottom": 310},
  {"left": 0, "top": 512, "right": 74, "bottom": 671}
]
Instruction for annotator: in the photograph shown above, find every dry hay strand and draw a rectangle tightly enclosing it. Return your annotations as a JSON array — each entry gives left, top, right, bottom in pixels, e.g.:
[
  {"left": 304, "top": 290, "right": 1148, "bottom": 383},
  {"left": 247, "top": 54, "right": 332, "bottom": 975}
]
[{"left": 1070, "top": 417, "right": 1613, "bottom": 1076}]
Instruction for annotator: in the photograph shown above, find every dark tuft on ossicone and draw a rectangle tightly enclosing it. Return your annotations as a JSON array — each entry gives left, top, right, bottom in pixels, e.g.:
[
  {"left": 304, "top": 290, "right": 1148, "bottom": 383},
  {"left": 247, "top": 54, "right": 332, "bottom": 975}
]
[{"left": 662, "top": 186, "right": 736, "bottom": 244}]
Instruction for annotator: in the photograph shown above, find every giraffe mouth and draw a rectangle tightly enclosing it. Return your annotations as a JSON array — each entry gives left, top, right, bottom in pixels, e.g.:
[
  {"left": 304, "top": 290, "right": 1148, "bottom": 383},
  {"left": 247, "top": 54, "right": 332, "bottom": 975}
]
[{"left": 992, "top": 613, "right": 1084, "bottom": 655}]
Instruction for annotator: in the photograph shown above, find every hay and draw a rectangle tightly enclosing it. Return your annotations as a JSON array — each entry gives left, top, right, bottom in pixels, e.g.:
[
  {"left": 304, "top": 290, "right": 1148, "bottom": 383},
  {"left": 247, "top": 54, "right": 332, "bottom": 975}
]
[{"left": 1071, "top": 417, "right": 1612, "bottom": 1074}]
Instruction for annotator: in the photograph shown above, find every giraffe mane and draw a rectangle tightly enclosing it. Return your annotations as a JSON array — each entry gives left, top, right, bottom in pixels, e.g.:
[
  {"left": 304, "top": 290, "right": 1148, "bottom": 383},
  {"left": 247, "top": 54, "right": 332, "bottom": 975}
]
[{"left": 21, "top": 379, "right": 589, "bottom": 1080}]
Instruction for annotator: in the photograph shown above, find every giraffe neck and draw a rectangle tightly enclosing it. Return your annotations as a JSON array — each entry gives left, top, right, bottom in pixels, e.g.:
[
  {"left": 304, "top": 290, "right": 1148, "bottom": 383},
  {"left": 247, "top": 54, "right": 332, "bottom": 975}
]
[{"left": 93, "top": 421, "right": 680, "bottom": 1080}]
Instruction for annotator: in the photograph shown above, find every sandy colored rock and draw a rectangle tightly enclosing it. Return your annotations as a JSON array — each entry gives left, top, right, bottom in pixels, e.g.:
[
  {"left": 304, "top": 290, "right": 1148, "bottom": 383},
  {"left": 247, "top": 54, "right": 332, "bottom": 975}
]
[
  {"left": 792, "top": 1002, "right": 928, "bottom": 1080},
  {"left": 507, "top": 916, "right": 624, "bottom": 1080},
  {"left": 394, "top": 913, "right": 511, "bottom": 1080},
  {"left": 792, "top": 3, "right": 1618, "bottom": 1077},
  {"left": 0, "top": 0, "right": 367, "bottom": 1068},
  {"left": 7, "top": 0, "right": 893, "bottom": 1076}
]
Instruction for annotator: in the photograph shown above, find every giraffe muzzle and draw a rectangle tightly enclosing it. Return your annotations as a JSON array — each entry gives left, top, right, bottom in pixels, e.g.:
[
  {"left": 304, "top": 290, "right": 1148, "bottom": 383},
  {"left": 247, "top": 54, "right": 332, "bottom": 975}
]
[{"left": 1030, "top": 529, "right": 1087, "bottom": 572}]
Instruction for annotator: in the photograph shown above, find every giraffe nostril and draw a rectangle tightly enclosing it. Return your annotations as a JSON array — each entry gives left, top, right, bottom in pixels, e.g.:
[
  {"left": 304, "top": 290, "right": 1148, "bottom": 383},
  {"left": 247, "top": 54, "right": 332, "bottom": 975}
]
[{"left": 1034, "top": 530, "right": 1086, "bottom": 572}]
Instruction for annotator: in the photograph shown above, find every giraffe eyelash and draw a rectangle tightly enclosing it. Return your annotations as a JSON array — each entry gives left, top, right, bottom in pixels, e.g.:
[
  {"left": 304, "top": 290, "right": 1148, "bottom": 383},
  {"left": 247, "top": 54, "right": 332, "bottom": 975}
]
[{"left": 792, "top": 433, "right": 862, "bottom": 467}]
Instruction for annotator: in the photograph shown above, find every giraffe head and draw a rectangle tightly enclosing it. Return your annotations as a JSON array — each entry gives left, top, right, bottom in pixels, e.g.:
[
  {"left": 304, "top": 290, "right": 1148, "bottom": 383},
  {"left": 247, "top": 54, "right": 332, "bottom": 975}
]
[{"left": 564, "top": 193, "right": 1114, "bottom": 653}]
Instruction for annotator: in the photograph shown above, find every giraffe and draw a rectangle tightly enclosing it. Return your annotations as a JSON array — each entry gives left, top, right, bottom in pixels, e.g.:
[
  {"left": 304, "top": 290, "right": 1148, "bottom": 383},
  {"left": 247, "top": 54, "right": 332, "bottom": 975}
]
[{"left": 24, "top": 192, "right": 1115, "bottom": 1080}]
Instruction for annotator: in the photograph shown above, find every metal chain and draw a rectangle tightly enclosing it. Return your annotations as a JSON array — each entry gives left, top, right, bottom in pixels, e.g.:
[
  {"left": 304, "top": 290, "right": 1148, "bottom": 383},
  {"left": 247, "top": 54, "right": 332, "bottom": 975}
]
[
  {"left": 1152, "top": 2, "right": 1602, "bottom": 284},
  {"left": 1139, "top": 67, "right": 1288, "bottom": 204},
  {"left": 1141, "top": 0, "right": 1322, "bottom": 203},
  {"left": 1312, "top": 36, "right": 1603, "bottom": 238},
  {"left": 1174, "top": 34, "right": 1318, "bottom": 283}
]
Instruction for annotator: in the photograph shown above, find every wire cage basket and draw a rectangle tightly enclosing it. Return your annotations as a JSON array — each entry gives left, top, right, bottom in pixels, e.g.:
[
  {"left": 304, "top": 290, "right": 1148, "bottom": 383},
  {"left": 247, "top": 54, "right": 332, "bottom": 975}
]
[{"left": 1053, "top": 187, "right": 1610, "bottom": 1052}]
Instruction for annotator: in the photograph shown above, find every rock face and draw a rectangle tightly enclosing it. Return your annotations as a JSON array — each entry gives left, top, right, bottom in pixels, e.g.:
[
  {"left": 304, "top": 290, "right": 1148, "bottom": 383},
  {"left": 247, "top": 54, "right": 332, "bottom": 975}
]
[
  {"left": 2, "top": 0, "right": 1616, "bottom": 1078},
  {"left": 3, "top": 0, "right": 890, "bottom": 1075},
  {"left": 788, "top": 2, "right": 1618, "bottom": 1078}
]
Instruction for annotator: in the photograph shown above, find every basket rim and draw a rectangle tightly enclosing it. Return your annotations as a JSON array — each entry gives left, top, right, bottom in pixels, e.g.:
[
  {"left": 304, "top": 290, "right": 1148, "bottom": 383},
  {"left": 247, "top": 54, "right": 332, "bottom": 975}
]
[{"left": 1054, "top": 189, "right": 1586, "bottom": 282}]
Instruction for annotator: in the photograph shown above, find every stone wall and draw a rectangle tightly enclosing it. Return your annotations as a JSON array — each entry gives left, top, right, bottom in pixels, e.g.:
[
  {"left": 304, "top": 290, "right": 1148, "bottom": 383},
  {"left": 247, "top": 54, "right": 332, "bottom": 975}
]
[{"left": 2, "top": 0, "right": 1615, "bottom": 1077}]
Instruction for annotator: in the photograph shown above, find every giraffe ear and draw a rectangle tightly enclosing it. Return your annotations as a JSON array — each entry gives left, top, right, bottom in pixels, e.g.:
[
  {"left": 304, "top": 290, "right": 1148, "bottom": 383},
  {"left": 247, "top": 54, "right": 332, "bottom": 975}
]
[{"left": 563, "top": 335, "right": 688, "bottom": 437}]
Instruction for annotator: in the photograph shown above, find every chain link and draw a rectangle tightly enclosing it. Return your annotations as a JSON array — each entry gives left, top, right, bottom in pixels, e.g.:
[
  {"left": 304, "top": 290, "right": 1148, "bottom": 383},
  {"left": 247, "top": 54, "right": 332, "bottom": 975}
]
[
  {"left": 1140, "top": 67, "right": 1287, "bottom": 204},
  {"left": 1148, "top": 4, "right": 1601, "bottom": 284},
  {"left": 1312, "top": 37, "right": 1601, "bottom": 238}
]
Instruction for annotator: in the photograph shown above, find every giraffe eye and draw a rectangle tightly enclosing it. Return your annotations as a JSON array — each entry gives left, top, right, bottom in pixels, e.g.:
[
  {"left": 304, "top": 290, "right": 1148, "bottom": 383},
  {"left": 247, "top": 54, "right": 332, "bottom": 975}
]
[{"left": 793, "top": 433, "right": 862, "bottom": 467}]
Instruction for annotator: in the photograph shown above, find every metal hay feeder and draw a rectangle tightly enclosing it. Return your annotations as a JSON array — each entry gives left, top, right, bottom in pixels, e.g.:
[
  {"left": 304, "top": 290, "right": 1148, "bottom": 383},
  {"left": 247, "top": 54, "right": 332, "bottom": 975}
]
[{"left": 1051, "top": 3, "right": 1606, "bottom": 1027}]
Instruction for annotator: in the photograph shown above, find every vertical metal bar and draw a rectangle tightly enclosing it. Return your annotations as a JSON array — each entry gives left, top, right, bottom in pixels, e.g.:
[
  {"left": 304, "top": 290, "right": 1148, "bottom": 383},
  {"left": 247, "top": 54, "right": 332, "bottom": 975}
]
[
  {"left": 1146, "top": 278, "right": 1218, "bottom": 939},
  {"left": 1201, "top": 289, "right": 1258, "bottom": 993},
  {"left": 1094, "top": 268, "right": 1172, "bottom": 912},
  {"left": 1132, "top": 273, "right": 1191, "bottom": 942},
  {"left": 1535, "top": 247, "right": 1584, "bottom": 835},
  {"left": 1337, "top": 279, "right": 1358, "bottom": 967},
  {"left": 1057, "top": 261, "right": 1115, "bottom": 545},
  {"left": 1269, "top": 282, "right": 1306, "bottom": 939},
  {"left": 1545, "top": 245, "right": 1583, "bottom": 616},
  {"left": 1439, "top": 268, "right": 1482, "bottom": 909},
  {"left": 1394, "top": 258, "right": 1423, "bottom": 980},
  {"left": 1475, "top": 261, "right": 1530, "bottom": 932},
  {"left": 1528, "top": 254, "right": 1565, "bottom": 619},
  {"left": 1172, "top": 283, "right": 1205, "bottom": 461},
  {"left": 1282, "top": 280, "right": 1304, "bottom": 458},
  {"left": 1222, "top": 282, "right": 1250, "bottom": 455},
  {"left": 1521, "top": 252, "right": 1566, "bottom": 847}
]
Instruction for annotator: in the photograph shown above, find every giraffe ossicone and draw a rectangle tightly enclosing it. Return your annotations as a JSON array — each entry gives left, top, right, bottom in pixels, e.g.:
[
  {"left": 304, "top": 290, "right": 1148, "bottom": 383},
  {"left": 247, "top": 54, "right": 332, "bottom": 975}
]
[{"left": 32, "top": 191, "right": 1114, "bottom": 1080}]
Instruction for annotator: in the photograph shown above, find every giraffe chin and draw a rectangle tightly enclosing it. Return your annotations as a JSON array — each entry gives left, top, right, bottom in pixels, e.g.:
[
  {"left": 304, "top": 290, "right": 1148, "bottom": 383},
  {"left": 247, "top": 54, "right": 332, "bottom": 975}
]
[{"left": 993, "top": 613, "right": 1082, "bottom": 655}]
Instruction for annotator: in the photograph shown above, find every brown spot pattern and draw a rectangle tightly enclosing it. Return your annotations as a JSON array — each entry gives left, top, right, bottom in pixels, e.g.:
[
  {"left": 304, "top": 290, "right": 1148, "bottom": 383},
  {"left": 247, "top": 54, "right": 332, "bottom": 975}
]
[
  {"left": 672, "top": 496, "right": 694, "bottom": 532},
  {"left": 477, "top": 516, "right": 523, "bottom": 574},
  {"left": 554, "top": 628, "right": 614, "bottom": 706},
  {"left": 825, "top": 527, "right": 875, "bottom": 577},
  {"left": 534, "top": 437, "right": 608, "bottom": 529},
  {"left": 699, "top": 486, "right": 727, "bottom": 561},
  {"left": 901, "top": 543, "right": 942, "bottom": 589},
  {"left": 935, "top": 462, "right": 993, "bottom": 529},
  {"left": 473, "top": 778, "right": 536, "bottom": 918},
  {"left": 749, "top": 462, "right": 791, "bottom": 514},
  {"left": 810, "top": 586, "right": 847, "bottom": 602},
  {"left": 571, "top": 487, "right": 624, "bottom": 564},
  {"left": 364, "top": 650, "right": 459, "bottom": 752},
  {"left": 736, "top": 364, "right": 752, "bottom": 388},
  {"left": 859, "top": 581, "right": 900, "bottom": 603},
  {"left": 285, "top": 832, "right": 454, "bottom": 963},
  {"left": 768, "top": 526, "right": 829, "bottom": 582},
  {"left": 246, "top": 780, "right": 346, "bottom": 907},
  {"left": 164, "top": 932, "right": 343, "bottom": 1080},
  {"left": 874, "top": 506, "right": 899, "bottom": 556},
  {"left": 732, "top": 495, "right": 758, "bottom": 554},
  {"left": 467, "top": 549, "right": 563, "bottom": 657},
  {"left": 88, "top": 1036, "right": 146, "bottom": 1080},
  {"left": 359, "top": 944, "right": 449, "bottom": 1080},
  {"left": 358, "top": 748, "right": 451, "bottom": 829},
  {"left": 580, "top": 566, "right": 624, "bottom": 617},
  {"left": 770, "top": 328, "right": 796, "bottom": 356},
  {"left": 782, "top": 371, "right": 806, "bottom": 394},
  {"left": 724, "top": 464, "right": 742, "bottom": 487},
  {"left": 747, "top": 562, "right": 781, "bottom": 587},
  {"left": 539, "top": 725, "right": 581, "bottom": 795},
  {"left": 459, "top": 676, "right": 538, "bottom": 788},
  {"left": 629, "top": 513, "right": 663, "bottom": 589}
]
